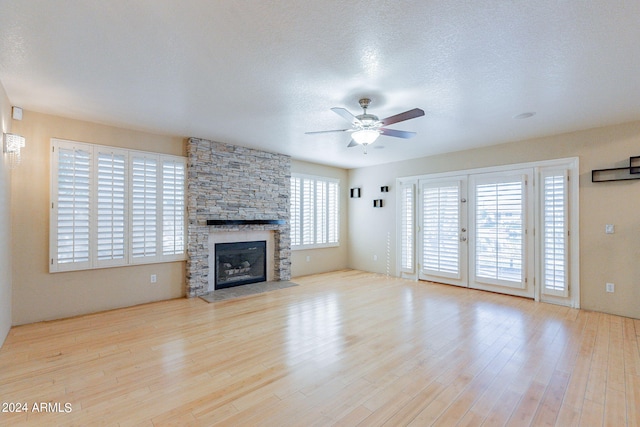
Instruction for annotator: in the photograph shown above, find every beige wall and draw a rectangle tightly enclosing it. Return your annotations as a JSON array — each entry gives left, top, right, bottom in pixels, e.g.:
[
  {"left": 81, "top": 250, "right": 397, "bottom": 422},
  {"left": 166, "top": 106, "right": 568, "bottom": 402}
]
[
  {"left": 291, "top": 160, "right": 349, "bottom": 277},
  {"left": 11, "top": 111, "right": 186, "bottom": 325},
  {"left": 0, "top": 83, "right": 13, "bottom": 345},
  {"left": 349, "top": 121, "right": 640, "bottom": 319},
  {"left": 7, "top": 107, "right": 639, "bottom": 324}
]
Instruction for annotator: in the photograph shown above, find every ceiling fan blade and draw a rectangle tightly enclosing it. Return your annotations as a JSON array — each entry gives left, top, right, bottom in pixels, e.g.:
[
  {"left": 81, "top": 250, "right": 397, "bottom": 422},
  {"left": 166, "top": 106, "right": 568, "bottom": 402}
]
[
  {"left": 379, "top": 128, "right": 417, "bottom": 139},
  {"left": 380, "top": 108, "right": 425, "bottom": 126},
  {"left": 305, "top": 129, "right": 352, "bottom": 135},
  {"left": 331, "top": 107, "right": 362, "bottom": 125},
  {"left": 347, "top": 140, "right": 359, "bottom": 147}
]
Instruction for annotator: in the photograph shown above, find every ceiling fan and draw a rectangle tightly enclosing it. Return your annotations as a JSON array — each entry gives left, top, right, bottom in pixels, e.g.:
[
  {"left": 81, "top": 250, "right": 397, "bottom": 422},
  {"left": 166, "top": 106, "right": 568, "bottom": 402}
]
[{"left": 305, "top": 98, "right": 425, "bottom": 153}]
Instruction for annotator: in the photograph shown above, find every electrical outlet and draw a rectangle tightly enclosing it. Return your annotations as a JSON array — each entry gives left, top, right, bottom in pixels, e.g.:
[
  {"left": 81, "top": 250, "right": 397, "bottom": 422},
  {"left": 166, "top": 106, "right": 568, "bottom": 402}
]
[
  {"left": 150, "top": 274, "right": 157, "bottom": 284},
  {"left": 605, "top": 224, "right": 615, "bottom": 234},
  {"left": 306, "top": 256, "right": 310, "bottom": 262},
  {"left": 606, "top": 282, "right": 614, "bottom": 293},
  {"left": 373, "top": 255, "right": 378, "bottom": 261}
]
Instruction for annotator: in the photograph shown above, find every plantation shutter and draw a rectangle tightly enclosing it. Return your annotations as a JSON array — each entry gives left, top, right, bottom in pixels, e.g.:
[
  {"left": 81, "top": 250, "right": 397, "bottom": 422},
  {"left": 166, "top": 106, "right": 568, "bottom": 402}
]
[
  {"left": 96, "top": 149, "right": 127, "bottom": 266},
  {"left": 316, "top": 180, "right": 327, "bottom": 244},
  {"left": 473, "top": 175, "right": 525, "bottom": 285},
  {"left": 399, "top": 182, "right": 415, "bottom": 273},
  {"left": 162, "top": 159, "right": 185, "bottom": 256},
  {"left": 290, "top": 174, "right": 339, "bottom": 248},
  {"left": 541, "top": 169, "right": 569, "bottom": 297},
  {"left": 421, "top": 181, "right": 460, "bottom": 278},
  {"left": 51, "top": 139, "right": 185, "bottom": 272},
  {"left": 302, "top": 178, "right": 315, "bottom": 245},
  {"left": 131, "top": 156, "right": 158, "bottom": 259},
  {"left": 290, "top": 177, "right": 301, "bottom": 246},
  {"left": 53, "top": 144, "right": 92, "bottom": 270},
  {"left": 327, "top": 181, "right": 339, "bottom": 244}
]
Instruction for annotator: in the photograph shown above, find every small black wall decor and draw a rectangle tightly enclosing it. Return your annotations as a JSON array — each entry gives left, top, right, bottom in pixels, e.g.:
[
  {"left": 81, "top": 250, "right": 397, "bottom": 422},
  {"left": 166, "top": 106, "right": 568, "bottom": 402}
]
[
  {"left": 380, "top": 186, "right": 389, "bottom": 192},
  {"left": 350, "top": 187, "right": 361, "bottom": 198},
  {"left": 373, "top": 199, "right": 384, "bottom": 208}
]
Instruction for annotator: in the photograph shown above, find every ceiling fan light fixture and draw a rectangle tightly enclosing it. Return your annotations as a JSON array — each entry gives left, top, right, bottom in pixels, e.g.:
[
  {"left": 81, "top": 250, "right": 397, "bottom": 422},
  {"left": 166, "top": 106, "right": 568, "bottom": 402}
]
[{"left": 352, "top": 129, "right": 380, "bottom": 145}]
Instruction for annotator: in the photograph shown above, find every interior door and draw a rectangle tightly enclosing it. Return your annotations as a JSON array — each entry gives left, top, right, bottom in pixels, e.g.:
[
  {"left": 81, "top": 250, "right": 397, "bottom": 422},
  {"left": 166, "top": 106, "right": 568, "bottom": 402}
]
[
  {"left": 468, "top": 169, "right": 534, "bottom": 298},
  {"left": 418, "top": 177, "right": 468, "bottom": 287}
]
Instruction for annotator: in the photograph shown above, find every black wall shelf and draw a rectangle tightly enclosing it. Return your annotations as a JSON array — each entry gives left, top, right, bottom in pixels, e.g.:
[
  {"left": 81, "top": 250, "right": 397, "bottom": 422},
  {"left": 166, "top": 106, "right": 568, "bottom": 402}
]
[
  {"left": 631, "top": 156, "right": 640, "bottom": 174},
  {"left": 592, "top": 155, "right": 640, "bottom": 182},
  {"left": 592, "top": 168, "right": 640, "bottom": 182}
]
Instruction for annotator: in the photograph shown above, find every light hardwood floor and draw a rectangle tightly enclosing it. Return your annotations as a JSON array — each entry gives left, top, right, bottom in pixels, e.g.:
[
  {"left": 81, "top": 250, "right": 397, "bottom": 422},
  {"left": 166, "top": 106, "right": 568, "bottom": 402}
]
[{"left": 1, "top": 270, "right": 639, "bottom": 426}]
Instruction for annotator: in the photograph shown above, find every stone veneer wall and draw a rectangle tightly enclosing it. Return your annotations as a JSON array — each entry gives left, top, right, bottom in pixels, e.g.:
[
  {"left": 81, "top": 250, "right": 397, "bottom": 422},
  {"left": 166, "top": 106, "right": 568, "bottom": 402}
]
[{"left": 186, "top": 138, "right": 291, "bottom": 297}]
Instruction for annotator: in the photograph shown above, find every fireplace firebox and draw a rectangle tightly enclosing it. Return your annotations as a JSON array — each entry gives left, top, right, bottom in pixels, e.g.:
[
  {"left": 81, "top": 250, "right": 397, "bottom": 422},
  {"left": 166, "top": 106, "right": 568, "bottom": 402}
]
[{"left": 215, "top": 240, "right": 267, "bottom": 289}]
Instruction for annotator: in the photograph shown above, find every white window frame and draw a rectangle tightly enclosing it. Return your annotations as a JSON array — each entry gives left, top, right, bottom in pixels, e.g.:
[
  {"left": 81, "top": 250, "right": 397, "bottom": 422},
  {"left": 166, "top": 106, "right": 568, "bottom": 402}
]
[
  {"left": 290, "top": 173, "right": 340, "bottom": 250},
  {"left": 50, "top": 138, "right": 186, "bottom": 272}
]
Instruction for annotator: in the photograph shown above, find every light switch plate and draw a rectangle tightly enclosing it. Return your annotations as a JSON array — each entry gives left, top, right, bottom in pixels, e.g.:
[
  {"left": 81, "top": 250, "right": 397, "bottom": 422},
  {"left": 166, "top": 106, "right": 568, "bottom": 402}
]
[{"left": 605, "top": 224, "right": 615, "bottom": 234}]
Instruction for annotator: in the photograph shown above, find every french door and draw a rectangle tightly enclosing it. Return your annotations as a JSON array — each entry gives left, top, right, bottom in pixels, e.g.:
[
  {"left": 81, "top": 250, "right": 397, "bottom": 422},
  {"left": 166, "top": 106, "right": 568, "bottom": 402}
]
[
  {"left": 416, "top": 170, "right": 534, "bottom": 298},
  {"left": 418, "top": 177, "right": 467, "bottom": 287},
  {"left": 399, "top": 160, "right": 577, "bottom": 304},
  {"left": 468, "top": 170, "right": 534, "bottom": 298}
]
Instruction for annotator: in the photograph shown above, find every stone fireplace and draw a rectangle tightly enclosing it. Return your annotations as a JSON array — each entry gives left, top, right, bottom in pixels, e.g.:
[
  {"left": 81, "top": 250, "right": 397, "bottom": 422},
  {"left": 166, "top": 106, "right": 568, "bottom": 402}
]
[{"left": 186, "top": 138, "right": 291, "bottom": 297}]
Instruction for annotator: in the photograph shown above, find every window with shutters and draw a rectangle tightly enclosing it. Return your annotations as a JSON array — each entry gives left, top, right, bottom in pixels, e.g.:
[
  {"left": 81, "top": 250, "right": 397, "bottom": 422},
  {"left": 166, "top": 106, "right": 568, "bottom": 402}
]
[
  {"left": 131, "top": 155, "right": 158, "bottom": 260},
  {"left": 399, "top": 182, "right": 415, "bottom": 273},
  {"left": 50, "top": 139, "right": 186, "bottom": 272},
  {"left": 290, "top": 174, "right": 339, "bottom": 249},
  {"left": 327, "top": 182, "right": 338, "bottom": 244},
  {"left": 54, "top": 145, "right": 92, "bottom": 269},
  {"left": 162, "top": 160, "right": 186, "bottom": 256},
  {"left": 96, "top": 149, "right": 127, "bottom": 267},
  {"left": 290, "top": 176, "right": 301, "bottom": 246},
  {"left": 541, "top": 169, "right": 569, "bottom": 297}
]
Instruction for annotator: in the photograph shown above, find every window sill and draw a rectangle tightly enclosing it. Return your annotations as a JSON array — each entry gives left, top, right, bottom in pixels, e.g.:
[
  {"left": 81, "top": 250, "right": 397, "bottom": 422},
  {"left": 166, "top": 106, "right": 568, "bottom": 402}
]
[
  {"left": 292, "top": 243, "right": 340, "bottom": 251},
  {"left": 50, "top": 256, "right": 187, "bottom": 273}
]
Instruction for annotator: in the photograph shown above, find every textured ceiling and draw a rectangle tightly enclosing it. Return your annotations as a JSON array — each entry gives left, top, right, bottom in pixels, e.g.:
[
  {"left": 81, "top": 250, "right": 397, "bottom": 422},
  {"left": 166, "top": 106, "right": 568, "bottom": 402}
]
[{"left": 1, "top": 1, "right": 640, "bottom": 169}]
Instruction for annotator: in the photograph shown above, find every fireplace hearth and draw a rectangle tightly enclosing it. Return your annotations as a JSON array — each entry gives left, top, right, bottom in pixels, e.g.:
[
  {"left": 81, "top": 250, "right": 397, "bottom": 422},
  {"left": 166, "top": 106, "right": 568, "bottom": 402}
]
[{"left": 215, "top": 240, "right": 267, "bottom": 289}]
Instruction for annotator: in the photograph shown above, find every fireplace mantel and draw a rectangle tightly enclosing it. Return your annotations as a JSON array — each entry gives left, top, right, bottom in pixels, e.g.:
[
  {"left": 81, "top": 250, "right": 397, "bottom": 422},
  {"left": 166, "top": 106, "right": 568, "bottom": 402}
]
[{"left": 207, "top": 219, "right": 286, "bottom": 226}]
